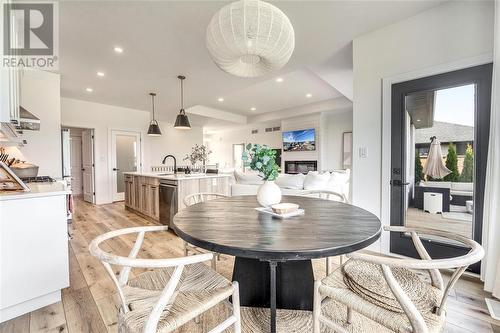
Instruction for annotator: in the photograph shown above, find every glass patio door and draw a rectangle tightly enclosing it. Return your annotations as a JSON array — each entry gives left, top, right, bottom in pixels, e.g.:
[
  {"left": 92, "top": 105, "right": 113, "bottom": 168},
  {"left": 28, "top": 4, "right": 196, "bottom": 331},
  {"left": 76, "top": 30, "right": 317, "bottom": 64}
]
[{"left": 390, "top": 64, "right": 492, "bottom": 273}]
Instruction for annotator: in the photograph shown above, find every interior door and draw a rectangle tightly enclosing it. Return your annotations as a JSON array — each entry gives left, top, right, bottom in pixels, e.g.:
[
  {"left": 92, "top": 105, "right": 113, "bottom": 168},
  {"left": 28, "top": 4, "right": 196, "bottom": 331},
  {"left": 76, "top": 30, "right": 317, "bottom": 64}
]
[
  {"left": 70, "top": 136, "right": 82, "bottom": 195},
  {"left": 390, "top": 64, "right": 492, "bottom": 273},
  {"left": 111, "top": 130, "right": 141, "bottom": 202},
  {"left": 82, "top": 129, "right": 95, "bottom": 203}
]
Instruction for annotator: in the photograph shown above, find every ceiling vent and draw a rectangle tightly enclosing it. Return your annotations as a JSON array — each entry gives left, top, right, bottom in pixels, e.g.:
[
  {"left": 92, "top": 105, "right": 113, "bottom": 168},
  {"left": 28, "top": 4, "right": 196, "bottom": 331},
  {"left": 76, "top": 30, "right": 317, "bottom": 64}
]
[
  {"left": 272, "top": 126, "right": 281, "bottom": 132},
  {"left": 251, "top": 129, "right": 258, "bottom": 134},
  {"left": 265, "top": 127, "right": 273, "bottom": 132}
]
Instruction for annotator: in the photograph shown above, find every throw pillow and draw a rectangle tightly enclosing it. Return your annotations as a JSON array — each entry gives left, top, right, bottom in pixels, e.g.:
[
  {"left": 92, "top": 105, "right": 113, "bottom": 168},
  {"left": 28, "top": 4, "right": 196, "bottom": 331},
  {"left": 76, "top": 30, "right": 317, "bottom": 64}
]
[
  {"left": 329, "top": 169, "right": 350, "bottom": 185},
  {"left": 275, "top": 173, "right": 306, "bottom": 189},
  {"left": 303, "top": 171, "right": 331, "bottom": 190},
  {"left": 327, "top": 169, "right": 350, "bottom": 195},
  {"left": 234, "top": 170, "right": 264, "bottom": 185}
]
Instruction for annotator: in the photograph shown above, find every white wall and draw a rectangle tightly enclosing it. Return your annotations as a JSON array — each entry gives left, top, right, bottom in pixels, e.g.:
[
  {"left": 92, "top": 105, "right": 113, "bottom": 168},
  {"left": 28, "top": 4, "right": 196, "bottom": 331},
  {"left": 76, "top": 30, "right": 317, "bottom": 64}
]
[
  {"left": 5, "top": 70, "right": 62, "bottom": 178},
  {"left": 207, "top": 109, "right": 353, "bottom": 171},
  {"left": 61, "top": 98, "right": 203, "bottom": 204},
  {"left": 206, "top": 122, "right": 282, "bottom": 169},
  {"left": 352, "top": 1, "right": 494, "bottom": 251},
  {"left": 320, "top": 110, "right": 353, "bottom": 170}
]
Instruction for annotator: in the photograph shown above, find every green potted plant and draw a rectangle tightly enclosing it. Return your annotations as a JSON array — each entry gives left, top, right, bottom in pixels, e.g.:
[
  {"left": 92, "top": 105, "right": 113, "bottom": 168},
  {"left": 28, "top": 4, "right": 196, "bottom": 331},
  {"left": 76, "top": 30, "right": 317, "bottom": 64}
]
[{"left": 242, "top": 143, "right": 281, "bottom": 207}]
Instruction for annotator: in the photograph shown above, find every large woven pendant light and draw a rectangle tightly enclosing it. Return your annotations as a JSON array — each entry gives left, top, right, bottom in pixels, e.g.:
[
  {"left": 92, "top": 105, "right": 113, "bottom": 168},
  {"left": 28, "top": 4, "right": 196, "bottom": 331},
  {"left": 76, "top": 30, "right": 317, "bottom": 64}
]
[
  {"left": 174, "top": 75, "right": 191, "bottom": 130},
  {"left": 147, "top": 92, "right": 162, "bottom": 136},
  {"left": 206, "top": 0, "right": 295, "bottom": 78}
]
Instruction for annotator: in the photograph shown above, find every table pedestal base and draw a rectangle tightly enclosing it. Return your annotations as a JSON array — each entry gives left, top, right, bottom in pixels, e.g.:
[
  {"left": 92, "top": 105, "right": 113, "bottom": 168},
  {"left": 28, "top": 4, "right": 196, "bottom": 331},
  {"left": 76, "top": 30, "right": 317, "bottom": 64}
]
[{"left": 232, "top": 257, "right": 314, "bottom": 333}]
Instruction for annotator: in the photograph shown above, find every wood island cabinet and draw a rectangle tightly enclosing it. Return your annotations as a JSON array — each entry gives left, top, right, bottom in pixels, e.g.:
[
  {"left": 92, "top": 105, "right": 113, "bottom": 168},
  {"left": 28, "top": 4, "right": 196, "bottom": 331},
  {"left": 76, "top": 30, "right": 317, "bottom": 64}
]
[
  {"left": 179, "top": 177, "right": 230, "bottom": 210},
  {"left": 124, "top": 174, "right": 160, "bottom": 221},
  {"left": 124, "top": 174, "right": 230, "bottom": 222}
]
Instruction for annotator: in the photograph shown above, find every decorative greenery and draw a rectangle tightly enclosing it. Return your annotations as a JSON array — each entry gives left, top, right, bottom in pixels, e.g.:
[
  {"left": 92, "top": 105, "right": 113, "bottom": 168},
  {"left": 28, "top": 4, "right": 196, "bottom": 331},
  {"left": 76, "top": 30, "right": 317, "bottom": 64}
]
[
  {"left": 415, "top": 151, "right": 423, "bottom": 184},
  {"left": 443, "top": 144, "right": 459, "bottom": 182},
  {"left": 183, "top": 144, "right": 211, "bottom": 166},
  {"left": 459, "top": 144, "right": 474, "bottom": 182},
  {"left": 242, "top": 143, "right": 279, "bottom": 181}
]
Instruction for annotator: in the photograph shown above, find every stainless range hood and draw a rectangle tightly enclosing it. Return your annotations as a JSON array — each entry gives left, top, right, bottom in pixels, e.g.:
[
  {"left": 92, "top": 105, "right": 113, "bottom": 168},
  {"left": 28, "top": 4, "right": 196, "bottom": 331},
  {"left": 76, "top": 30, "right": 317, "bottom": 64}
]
[{"left": 18, "top": 106, "right": 40, "bottom": 131}]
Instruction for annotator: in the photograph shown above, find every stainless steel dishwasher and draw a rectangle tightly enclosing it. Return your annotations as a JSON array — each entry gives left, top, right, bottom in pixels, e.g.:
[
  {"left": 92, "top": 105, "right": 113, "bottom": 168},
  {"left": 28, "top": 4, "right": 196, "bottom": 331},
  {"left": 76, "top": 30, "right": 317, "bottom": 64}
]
[{"left": 159, "top": 179, "right": 178, "bottom": 228}]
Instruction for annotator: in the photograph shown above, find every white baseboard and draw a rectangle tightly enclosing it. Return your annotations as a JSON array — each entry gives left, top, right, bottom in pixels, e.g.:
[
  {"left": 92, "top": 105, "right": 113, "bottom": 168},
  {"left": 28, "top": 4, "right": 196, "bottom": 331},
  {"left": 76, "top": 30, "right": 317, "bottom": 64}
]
[
  {"left": 485, "top": 298, "right": 500, "bottom": 320},
  {"left": 0, "top": 291, "right": 61, "bottom": 323}
]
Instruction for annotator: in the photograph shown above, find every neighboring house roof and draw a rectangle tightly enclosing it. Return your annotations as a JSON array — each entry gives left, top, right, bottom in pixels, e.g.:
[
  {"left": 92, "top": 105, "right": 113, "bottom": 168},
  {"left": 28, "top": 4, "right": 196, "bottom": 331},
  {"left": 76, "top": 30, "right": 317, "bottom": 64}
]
[{"left": 415, "top": 121, "right": 474, "bottom": 144}]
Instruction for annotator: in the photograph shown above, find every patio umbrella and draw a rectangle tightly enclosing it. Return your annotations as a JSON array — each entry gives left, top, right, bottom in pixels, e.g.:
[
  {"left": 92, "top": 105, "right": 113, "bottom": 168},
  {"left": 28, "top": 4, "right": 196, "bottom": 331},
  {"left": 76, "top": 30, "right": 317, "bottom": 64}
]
[{"left": 423, "top": 136, "right": 451, "bottom": 179}]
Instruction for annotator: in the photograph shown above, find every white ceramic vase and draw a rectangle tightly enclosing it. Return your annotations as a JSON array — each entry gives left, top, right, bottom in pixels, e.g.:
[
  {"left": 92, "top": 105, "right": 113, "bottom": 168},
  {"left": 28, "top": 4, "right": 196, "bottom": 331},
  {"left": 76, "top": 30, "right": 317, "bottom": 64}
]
[{"left": 257, "top": 180, "right": 282, "bottom": 207}]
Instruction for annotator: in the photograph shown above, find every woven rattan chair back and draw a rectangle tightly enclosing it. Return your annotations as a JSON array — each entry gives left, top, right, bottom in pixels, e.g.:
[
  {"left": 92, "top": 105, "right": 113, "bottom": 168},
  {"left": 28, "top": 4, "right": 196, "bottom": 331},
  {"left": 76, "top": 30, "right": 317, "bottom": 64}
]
[
  {"left": 89, "top": 226, "right": 241, "bottom": 333},
  {"left": 300, "top": 189, "right": 347, "bottom": 203},
  {"left": 313, "top": 226, "right": 484, "bottom": 333},
  {"left": 183, "top": 192, "right": 228, "bottom": 207}
]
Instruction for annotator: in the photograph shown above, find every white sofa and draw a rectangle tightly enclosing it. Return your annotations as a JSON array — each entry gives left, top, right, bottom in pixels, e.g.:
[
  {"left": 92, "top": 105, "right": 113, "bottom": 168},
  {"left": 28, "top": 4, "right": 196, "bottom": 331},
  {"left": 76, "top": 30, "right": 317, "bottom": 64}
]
[
  {"left": 227, "top": 169, "right": 351, "bottom": 201},
  {"left": 422, "top": 181, "right": 473, "bottom": 197}
]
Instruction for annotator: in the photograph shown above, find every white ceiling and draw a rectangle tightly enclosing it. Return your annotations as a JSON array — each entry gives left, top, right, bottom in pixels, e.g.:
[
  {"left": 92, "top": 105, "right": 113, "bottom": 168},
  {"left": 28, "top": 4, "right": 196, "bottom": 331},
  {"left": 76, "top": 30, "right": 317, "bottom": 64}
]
[
  {"left": 59, "top": 1, "right": 446, "bottom": 125},
  {"left": 206, "top": 69, "right": 342, "bottom": 114}
]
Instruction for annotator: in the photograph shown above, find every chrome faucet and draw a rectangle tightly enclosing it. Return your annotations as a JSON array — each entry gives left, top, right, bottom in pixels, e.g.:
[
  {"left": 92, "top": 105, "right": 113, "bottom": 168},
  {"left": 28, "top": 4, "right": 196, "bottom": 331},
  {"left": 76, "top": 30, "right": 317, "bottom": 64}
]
[{"left": 162, "top": 155, "right": 177, "bottom": 172}]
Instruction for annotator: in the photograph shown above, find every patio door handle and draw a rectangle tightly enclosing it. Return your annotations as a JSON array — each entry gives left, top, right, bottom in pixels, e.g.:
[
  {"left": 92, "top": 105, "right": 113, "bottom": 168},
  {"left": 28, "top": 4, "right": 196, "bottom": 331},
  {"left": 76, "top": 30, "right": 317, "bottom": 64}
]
[{"left": 390, "top": 180, "right": 410, "bottom": 186}]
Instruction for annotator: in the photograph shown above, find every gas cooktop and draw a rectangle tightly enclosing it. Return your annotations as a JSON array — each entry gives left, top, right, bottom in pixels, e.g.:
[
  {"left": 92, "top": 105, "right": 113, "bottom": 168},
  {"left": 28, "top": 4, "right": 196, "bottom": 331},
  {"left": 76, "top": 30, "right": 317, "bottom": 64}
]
[{"left": 21, "top": 176, "right": 56, "bottom": 183}]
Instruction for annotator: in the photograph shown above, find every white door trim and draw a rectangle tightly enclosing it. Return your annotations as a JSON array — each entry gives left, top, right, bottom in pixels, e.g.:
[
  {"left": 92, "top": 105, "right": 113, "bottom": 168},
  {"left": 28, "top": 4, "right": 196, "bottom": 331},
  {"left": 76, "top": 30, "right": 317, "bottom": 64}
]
[
  {"left": 109, "top": 129, "right": 142, "bottom": 202},
  {"left": 380, "top": 53, "right": 493, "bottom": 254}
]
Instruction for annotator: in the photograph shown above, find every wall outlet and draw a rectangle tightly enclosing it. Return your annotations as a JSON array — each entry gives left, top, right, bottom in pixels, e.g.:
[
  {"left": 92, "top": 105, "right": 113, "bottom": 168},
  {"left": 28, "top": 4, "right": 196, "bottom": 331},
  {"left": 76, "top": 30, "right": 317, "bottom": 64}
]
[{"left": 359, "top": 147, "right": 368, "bottom": 159}]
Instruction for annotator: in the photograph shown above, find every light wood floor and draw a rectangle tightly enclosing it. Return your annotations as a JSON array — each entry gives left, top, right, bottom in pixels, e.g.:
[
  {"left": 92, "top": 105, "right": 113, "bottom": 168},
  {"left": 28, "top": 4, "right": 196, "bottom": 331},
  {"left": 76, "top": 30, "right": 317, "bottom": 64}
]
[
  {"left": 1, "top": 199, "right": 499, "bottom": 333},
  {"left": 406, "top": 207, "right": 472, "bottom": 239}
]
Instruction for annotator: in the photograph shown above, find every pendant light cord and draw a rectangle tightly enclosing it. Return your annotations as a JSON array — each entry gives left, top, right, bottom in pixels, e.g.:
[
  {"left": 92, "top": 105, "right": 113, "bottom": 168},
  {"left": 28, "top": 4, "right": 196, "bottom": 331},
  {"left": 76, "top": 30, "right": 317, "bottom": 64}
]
[
  {"left": 180, "top": 78, "right": 184, "bottom": 113},
  {"left": 151, "top": 94, "right": 155, "bottom": 120},
  {"left": 149, "top": 93, "right": 157, "bottom": 121}
]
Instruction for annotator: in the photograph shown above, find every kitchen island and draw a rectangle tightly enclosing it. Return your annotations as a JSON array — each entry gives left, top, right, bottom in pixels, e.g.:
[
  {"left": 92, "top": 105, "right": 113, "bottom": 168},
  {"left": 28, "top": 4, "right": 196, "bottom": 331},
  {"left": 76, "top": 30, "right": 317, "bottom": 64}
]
[
  {"left": 0, "top": 182, "right": 70, "bottom": 322},
  {"left": 123, "top": 172, "right": 231, "bottom": 225}
]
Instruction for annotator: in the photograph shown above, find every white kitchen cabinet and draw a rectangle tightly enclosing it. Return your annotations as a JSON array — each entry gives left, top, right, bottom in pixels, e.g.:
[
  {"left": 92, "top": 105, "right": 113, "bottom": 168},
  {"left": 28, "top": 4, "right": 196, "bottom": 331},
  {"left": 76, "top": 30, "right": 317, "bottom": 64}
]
[
  {"left": 0, "top": 2, "right": 22, "bottom": 124},
  {"left": 0, "top": 186, "right": 70, "bottom": 322},
  {"left": 0, "top": 67, "right": 21, "bottom": 124}
]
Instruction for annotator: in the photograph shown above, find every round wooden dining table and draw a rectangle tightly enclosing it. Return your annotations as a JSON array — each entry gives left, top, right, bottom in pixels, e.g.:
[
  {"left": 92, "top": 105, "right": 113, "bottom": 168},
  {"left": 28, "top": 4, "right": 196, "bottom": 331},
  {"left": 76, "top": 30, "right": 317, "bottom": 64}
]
[{"left": 173, "top": 195, "right": 381, "bottom": 333}]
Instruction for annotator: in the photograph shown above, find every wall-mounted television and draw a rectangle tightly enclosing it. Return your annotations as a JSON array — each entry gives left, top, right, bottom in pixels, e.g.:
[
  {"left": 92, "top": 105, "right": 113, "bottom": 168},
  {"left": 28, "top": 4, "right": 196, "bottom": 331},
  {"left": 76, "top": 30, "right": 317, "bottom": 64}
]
[{"left": 282, "top": 128, "right": 316, "bottom": 152}]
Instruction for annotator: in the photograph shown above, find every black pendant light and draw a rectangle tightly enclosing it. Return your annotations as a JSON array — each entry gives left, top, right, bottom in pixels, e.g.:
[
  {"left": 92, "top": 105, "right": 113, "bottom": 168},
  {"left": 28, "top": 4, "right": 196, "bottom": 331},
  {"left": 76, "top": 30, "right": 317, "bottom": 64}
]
[
  {"left": 174, "top": 75, "right": 191, "bottom": 130},
  {"left": 147, "top": 93, "right": 162, "bottom": 136}
]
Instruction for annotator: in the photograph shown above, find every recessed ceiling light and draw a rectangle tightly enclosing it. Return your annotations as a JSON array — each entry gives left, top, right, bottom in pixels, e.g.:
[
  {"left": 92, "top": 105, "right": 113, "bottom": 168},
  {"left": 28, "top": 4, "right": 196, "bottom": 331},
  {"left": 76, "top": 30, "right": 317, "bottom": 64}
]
[
  {"left": 218, "top": 97, "right": 224, "bottom": 102},
  {"left": 113, "top": 46, "right": 123, "bottom": 54},
  {"left": 417, "top": 119, "right": 421, "bottom": 122},
  {"left": 97, "top": 71, "right": 105, "bottom": 77},
  {"left": 306, "top": 93, "right": 312, "bottom": 98},
  {"left": 85, "top": 87, "right": 93, "bottom": 93},
  {"left": 250, "top": 107, "right": 256, "bottom": 111},
  {"left": 275, "top": 77, "right": 283, "bottom": 83}
]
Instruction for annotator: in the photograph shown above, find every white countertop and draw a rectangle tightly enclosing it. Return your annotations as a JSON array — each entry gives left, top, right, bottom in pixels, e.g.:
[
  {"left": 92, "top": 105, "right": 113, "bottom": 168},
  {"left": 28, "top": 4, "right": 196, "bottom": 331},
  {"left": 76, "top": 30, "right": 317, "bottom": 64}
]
[
  {"left": 123, "top": 171, "right": 231, "bottom": 181},
  {"left": 0, "top": 182, "right": 70, "bottom": 201},
  {"left": 124, "top": 172, "right": 230, "bottom": 180}
]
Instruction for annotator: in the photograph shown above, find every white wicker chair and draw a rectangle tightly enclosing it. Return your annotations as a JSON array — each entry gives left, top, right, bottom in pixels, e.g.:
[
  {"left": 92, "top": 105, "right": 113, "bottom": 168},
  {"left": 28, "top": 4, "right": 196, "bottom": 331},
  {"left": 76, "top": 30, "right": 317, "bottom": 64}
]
[
  {"left": 300, "top": 189, "right": 347, "bottom": 203},
  {"left": 183, "top": 193, "right": 228, "bottom": 271},
  {"left": 89, "top": 226, "right": 241, "bottom": 333},
  {"left": 300, "top": 189, "right": 348, "bottom": 275},
  {"left": 312, "top": 226, "right": 484, "bottom": 333}
]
